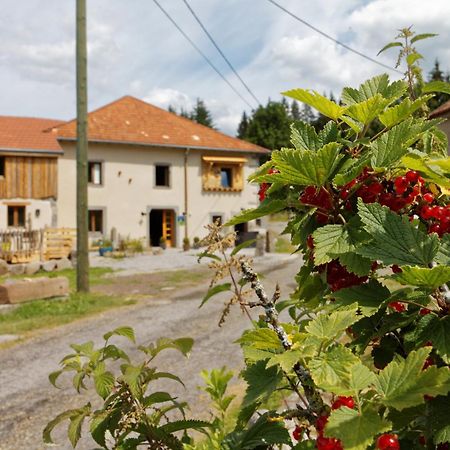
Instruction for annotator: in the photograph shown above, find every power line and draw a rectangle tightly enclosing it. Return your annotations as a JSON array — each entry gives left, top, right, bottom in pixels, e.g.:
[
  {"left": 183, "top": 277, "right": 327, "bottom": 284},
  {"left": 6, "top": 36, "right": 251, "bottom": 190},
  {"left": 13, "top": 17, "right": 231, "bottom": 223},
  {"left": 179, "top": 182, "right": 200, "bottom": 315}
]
[
  {"left": 152, "top": 0, "right": 255, "bottom": 110},
  {"left": 181, "top": 0, "right": 261, "bottom": 106},
  {"left": 267, "top": 0, "right": 403, "bottom": 75}
]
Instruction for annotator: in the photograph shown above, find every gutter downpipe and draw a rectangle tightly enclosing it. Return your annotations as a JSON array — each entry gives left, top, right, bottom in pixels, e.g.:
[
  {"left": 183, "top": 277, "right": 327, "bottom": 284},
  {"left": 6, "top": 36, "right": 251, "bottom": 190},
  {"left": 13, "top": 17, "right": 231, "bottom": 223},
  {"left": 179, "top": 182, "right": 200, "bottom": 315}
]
[{"left": 184, "top": 148, "right": 190, "bottom": 241}]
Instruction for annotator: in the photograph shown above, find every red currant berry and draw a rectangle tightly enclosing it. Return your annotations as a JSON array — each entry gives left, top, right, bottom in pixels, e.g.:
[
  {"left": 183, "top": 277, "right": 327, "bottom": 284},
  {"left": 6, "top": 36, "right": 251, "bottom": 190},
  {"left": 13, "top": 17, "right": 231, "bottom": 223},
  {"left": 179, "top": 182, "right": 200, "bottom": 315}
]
[
  {"left": 423, "top": 357, "right": 434, "bottom": 370},
  {"left": 376, "top": 433, "right": 400, "bottom": 450},
  {"left": 394, "top": 176, "right": 408, "bottom": 194},
  {"left": 368, "top": 182, "right": 383, "bottom": 195},
  {"left": 340, "top": 188, "right": 350, "bottom": 200},
  {"left": 423, "top": 193, "right": 434, "bottom": 203},
  {"left": 388, "top": 301, "right": 406, "bottom": 312},
  {"left": 307, "top": 235, "right": 314, "bottom": 250},
  {"left": 419, "top": 308, "right": 431, "bottom": 316},
  {"left": 432, "top": 206, "right": 445, "bottom": 220},
  {"left": 316, "top": 436, "right": 343, "bottom": 450},
  {"left": 406, "top": 170, "right": 419, "bottom": 183},
  {"left": 316, "top": 415, "right": 329, "bottom": 434},
  {"left": 428, "top": 223, "right": 443, "bottom": 236},
  {"left": 258, "top": 183, "right": 269, "bottom": 202},
  {"left": 332, "top": 396, "right": 355, "bottom": 410},
  {"left": 418, "top": 175, "right": 425, "bottom": 184},
  {"left": 420, "top": 205, "right": 433, "bottom": 220},
  {"left": 292, "top": 425, "right": 303, "bottom": 441},
  {"left": 419, "top": 435, "right": 426, "bottom": 446},
  {"left": 391, "top": 265, "right": 402, "bottom": 273}
]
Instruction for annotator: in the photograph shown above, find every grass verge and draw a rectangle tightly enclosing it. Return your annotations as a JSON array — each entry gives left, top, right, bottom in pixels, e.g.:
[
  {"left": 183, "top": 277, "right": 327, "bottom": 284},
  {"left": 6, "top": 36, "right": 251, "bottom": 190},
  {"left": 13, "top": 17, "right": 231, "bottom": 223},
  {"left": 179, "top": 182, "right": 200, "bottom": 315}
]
[{"left": 0, "top": 292, "right": 135, "bottom": 335}]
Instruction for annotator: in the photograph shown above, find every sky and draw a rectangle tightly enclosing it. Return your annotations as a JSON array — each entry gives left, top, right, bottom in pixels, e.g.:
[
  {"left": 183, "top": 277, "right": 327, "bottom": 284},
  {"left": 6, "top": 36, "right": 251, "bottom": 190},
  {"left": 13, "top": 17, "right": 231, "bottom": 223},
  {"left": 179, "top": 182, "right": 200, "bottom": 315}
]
[{"left": 1, "top": 0, "right": 450, "bottom": 136}]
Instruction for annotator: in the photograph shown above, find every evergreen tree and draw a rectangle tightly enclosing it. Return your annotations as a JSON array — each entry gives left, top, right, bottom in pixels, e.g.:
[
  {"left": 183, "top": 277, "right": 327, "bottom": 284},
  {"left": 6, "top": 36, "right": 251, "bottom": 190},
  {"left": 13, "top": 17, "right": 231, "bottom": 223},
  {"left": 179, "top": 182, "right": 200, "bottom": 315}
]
[
  {"left": 167, "top": 104, "right": 177, "bottom": 114},
  {"left": 299, "top": 104, "right": 315, "bottom": 123},
  {"left": 189, "top": 98, "right": 215, "bottom": 128},
  {"left": 237, "top": 111, "right": 250, "bottom": 139},
  {"left": 428, "top": 59, "right": 450, "bottom": 110},
  {"left": 290, "top": 100, "right": 301, "bottom": 120}
]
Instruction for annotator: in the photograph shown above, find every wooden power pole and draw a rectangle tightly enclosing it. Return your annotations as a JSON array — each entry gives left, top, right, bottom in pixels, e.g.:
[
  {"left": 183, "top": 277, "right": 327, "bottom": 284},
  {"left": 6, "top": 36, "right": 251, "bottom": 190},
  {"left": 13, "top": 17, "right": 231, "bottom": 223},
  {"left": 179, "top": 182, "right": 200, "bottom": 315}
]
[{"left": 76, "top": 0, "right": 89, "bottom": 292}]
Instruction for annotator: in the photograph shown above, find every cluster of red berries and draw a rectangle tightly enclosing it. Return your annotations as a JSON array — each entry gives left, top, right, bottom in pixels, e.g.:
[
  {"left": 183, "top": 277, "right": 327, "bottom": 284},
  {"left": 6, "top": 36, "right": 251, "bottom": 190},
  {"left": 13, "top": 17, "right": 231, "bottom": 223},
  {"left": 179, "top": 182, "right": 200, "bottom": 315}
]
[
  {"left": 419, "top": 195, "right": 450, "bottom": 237},
  {"left": 315, "top": 414, "right": 343, "bottom": 450},
  {"left": 258, "top": 168, "right": 279, "bottom": 202},
  {"left": 325, "top": 259, "right": 368, "bottom": 292},
  {"left": 376, "top": 434, "right": 400, "bottom": 450},
  {"left": 300, "top": 186, "right": 333, "bottom": 224}
]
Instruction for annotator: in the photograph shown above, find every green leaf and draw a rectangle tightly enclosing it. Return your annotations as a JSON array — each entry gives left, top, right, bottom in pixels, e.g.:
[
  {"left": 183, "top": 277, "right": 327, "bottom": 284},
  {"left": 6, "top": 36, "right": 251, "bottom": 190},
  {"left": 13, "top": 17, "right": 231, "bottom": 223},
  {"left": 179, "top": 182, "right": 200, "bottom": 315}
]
[
  {"left": 357, "top": 200, "right": 439, "bottom": 266},
  {"left": 379, "top": 96, "right": 432, "bottom": 128},
  {"left": 338, "top": 252, "right": 372, "bottom": 276},
  {"left": 196, "top": 251, "right": 221, "bottom": 262},
  {"left": 291, "top": 121, "right": 321, "bottom": 151},
  {"left": 345, "top": 94, "right": 389, "bottom": 125},
  {"left": 121, "top": 364, "right": 143, "bottom": 398},
  {"left": 49, "top": 370, "right": 63, "bottom": 388},
  {"left": 331, "top": 280, "right": 391, "bottom": 317},
  {"left": 375, "top": 347, "right": 450, "bottom": 410},
  {"left": 305, "top": 308, "right": 359, "bottom": 341},
  {"left": 159, "top": 419, "right": 212, "bottom": 434},
  {"left": 68, "top": 404, "right": 91, "bottom": 448},
  {"left": 326, "top": 407, "right": 391, "bottom": 450},
  {"left": 392, "top": 265, "right": 450, "bottom": 289},
  {"left": 238, "top": 328, "right": 283, "bottom": 351},
  {"left": 144, "top": 391, "right": 174, "bottom": 406},
  {"left": 94, "top": 369, "right": 115, "bottom": 399},
  {"left": 411, "top": 33, "right": 438, "bottom": 43},
  {"left": 260, "top": 143, "right": 343, "bottom": 187},
  {"left": 309, "top": 345, "right": 376, "bottom": 396},
  {"left": 401, "top": 152, "right": 450, "bottom": 189},
  {"left": 377, "top": 41, "right": 402, "bottom": 55},
  {"left": 225, "top": 200, "right": 285, "bottom": 226},
  {"left": 423, "top": 80, "right": 450, "bottom": 95},
  {"left": 241, "top": 360, "right": 283, "bottom": 407},
  {"left": 283, "top": 88, "right": 346, "bottom": 120},
  {"left": 425, "top": 394, "right": 450, "bottom": 445},
  {"left": 103, "top": 326, "right": 135, "bottom": 343},
  {"left": 333, "top": 153, "right": 371, "bottom": 186},
  {"left": 231, "top": 238, "right": 256, "bottom": 256},
  {"left": 417, "top": 316, "right": 450, "bottom": 364},
  {"left": 436, "top": 234, "right": 450, "bottom": 265},
  {"left": 200, "top": 283, "right": 231, "bottom": 307},
  {"left": 222, "top": 413, "right": 291, "bottom": 449},
  {"left": 267, "top": 350, "right": 303, "bottom": 372},
  {"left": 318, "top": 121, "right": 339, "bottom": 145},
  {"left": 406, "top": 52, "right": 423, "bottom": 66}
]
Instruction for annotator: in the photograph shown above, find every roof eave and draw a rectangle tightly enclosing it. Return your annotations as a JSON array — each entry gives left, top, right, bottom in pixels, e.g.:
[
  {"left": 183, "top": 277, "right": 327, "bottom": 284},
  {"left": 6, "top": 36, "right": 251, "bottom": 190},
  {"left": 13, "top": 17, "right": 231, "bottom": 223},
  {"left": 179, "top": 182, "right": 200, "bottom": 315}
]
[
  {"left": 0, "top": 147, "right": 63, "bottom": 156},
  {"left": 57, "top": 137, "right": 270, "bottom": 154}
]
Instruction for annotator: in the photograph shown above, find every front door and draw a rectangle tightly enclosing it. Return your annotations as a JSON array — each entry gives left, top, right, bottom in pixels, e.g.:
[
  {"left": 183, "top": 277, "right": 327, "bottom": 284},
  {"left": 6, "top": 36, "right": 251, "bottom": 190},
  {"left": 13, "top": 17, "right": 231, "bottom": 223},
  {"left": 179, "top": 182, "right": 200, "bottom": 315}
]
[
  {"left": 162, "top": 209, "right": 175, "bottom": 247},
  {"left": 149, "top": 209, "right": 175, "bottom": 247}
]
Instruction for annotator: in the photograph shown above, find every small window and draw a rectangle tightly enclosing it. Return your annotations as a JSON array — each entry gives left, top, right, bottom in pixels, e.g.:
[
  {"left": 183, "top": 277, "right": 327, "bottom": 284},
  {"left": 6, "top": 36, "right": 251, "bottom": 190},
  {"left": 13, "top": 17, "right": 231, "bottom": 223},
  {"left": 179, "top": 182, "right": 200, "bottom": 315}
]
[
  {"left": 155, "top": 165, "right": 170, "bottom": 187},
  {"left": 220, "top": 168, "right": 233, "bottom": 188},
  {"left": 88, "top": 162, "right": 103, "bottom": 185},
  {"left": 88, "top": 210, "right": 103, "bottom": 233},
  {"left": 0, "top": 157, "right": 5, "bottom": 177},
  {"left": 8, "top": 205, "right": 25, "bottom": 227},
  {"left": 212, "top": 215, "right": 223, "bottom": 226}
]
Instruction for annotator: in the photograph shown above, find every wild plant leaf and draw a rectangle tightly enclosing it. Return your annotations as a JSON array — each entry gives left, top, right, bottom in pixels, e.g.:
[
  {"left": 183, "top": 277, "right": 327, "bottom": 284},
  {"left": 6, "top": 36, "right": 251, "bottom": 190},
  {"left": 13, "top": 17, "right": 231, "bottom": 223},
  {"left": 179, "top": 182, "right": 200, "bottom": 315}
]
[
  {"left": 425, "top": 394, "right": 450, "bottom": 445},
  {"left": 121, "top": 364, "right": 143, "bottom": 397},
  {"left": 338, "top": 252, "right": 372, "bottom": 276},
  {"left": 406, "top": 52, "right": 423, "bottom": 66},
  {"left": 308, "top": 345, "right": 376, "bottom": 395},
  {"left": 70, "top": 341, "right": 95, "bottom": 357},
  {"left": 377, "top": 42, "right": 402, "bottom": 56},
  {"left": 392, "top": 265, "right": 450, "bottom": 289},
  {"left": 290, "top": 121, "right": 321, "bottom": 151},
  {"left": 333, "top": 153, "right": 371, "bottom": 186},
  {"left": 225, "top": 200, "right": 285, "bottom": 226},
  {"left": 283, "top": 88, "right": 346, "bottom": 120},
  {"left": 305, "top": 308, "right": 359, "bottom": 341},
  {"left": 375, "top": 347, "right": 450, "bottom": 410},
  {"left": 422, "top": 80, "right": 450, "bottom": 95},
  {"left": 89, "top": 409, "right": 118, "bottom": 447},
  {"left": 416, "top": 315, "right": 450, "bottom": 364},
  {"left": 258, "top": 143, "right": 343, "bottom": 186},
  {"left": 411, "top": 33, "right": 438, "bottom": 43},
  {"left": 222, "top": 413, "right": 291, "bottom": 449},
  {"left": 93, "top": 363, "right": 115, "bottom": 399},
  {"left": 200, "top": 283, "right": 231, "bottom": 307},
  {"left": 49, "top": 370, "right": 63, "bottom": 388},
  {"left": 267, "top": 349, "right": 303, "bottom": 372},
  {"left": 345, "top": 94, "right": 389, "bottom": 125},
  {"left": 379, "top": 95, "right": 432, "bottom": 128},
  {"left": 238, "top": 328, "right": 283, "bottom": 351},
  {"left": 68, "top": 404, "right": 91, "bottom": 447},
  {"left": 331, "top": 280, "right": 390, "bottom": 317},
  {"left": 326, "top": 407, "right": 391, "bottom": 450},
  {"left": 144, "top": 391, "right": 175, "bottom": 406},
  {"left": 103, "top": 326, "right": 135, "bottom": 343},
  {"left": 102, "top": 344, "right": 130, "bottom": 362},
  {"left": 356, "top": 200, "right": 439, "bottom": 266},
  {"left": 242, "top": 346, "right": 274, "bottom": 363},
  {"left": 241, "top": 360, "right": 283, "bottom": 407},
  {"left": 231, "top": 238, "right": 256, "bottom": 256},
  {"left": 318, "top": 121, "right": 339, "bottom": 145}
]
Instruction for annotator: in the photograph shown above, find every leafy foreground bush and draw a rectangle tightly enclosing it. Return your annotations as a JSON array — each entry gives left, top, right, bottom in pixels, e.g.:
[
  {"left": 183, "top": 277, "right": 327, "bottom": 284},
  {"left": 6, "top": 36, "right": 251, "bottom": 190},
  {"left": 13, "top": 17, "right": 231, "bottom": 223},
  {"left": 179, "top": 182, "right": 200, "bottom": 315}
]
[{"left": 45, "top": 29, "right": 450, "bottom": 449}]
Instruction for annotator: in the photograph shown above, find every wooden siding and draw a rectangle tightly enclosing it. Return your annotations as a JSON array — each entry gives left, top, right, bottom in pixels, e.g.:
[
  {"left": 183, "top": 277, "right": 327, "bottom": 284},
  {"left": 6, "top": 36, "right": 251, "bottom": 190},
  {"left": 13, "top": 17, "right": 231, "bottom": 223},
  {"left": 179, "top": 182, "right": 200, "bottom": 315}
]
[{"left": 0, "top": 156, "right": 57, "bottom": 199}]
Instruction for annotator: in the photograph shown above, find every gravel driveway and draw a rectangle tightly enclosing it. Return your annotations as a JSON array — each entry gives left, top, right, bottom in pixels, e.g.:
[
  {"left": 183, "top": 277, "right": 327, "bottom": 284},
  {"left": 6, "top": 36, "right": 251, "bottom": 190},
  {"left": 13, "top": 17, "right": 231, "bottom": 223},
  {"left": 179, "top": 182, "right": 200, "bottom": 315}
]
[{"left": 0, "top": 253, "right": 301, "bottom": 450}]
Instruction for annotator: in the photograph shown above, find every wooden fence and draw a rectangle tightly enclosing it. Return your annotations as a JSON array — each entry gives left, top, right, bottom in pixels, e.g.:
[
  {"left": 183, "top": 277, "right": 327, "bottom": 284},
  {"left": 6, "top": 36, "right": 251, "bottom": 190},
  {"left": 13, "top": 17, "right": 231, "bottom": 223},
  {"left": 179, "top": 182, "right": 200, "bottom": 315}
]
[{"left": 0, "top": 228, "right": 76, "bottom": 263}]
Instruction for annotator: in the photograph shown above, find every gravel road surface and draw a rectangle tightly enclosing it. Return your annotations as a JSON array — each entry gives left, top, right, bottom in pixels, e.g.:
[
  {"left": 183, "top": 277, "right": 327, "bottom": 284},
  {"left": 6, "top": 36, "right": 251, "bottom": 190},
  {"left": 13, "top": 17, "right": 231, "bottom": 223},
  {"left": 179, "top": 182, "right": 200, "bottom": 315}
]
[{"left": 0, "top": 254, "right": 301, "bottom": 450}]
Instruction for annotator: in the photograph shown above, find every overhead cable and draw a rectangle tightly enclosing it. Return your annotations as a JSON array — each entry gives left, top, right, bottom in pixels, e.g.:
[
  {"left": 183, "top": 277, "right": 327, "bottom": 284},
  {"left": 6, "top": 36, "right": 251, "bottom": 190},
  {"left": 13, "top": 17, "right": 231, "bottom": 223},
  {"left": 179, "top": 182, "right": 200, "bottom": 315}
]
[
  {"left": 152, "top": 0, "right": 255, "bottom": 109},
  {"left": 181, "top": 0, "right": 261, "bottom": 106},
  {"left": 267, "top": 0, "right": 403, "bottom": 75}
]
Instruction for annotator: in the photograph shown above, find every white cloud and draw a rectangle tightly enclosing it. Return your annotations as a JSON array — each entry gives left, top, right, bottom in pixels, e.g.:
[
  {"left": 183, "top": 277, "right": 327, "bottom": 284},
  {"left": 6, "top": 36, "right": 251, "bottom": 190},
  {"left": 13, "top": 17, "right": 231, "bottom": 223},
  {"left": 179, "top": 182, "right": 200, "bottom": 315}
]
[{"left": 143, "top": 87, "right": 194, "bottom": 112}]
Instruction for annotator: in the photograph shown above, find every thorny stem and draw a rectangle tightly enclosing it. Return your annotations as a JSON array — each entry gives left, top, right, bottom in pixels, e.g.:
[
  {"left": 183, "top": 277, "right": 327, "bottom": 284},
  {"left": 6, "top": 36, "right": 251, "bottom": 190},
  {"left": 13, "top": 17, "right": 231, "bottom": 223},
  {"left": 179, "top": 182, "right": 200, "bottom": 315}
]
[{"left": 240, "top": 261, "right": 325, "bottom": 416}]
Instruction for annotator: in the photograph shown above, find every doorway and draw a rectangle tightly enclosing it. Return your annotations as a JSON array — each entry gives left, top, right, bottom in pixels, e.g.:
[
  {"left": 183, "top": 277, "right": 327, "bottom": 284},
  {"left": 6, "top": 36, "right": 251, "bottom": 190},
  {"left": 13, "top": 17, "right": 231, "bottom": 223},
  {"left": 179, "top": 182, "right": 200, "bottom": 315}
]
[{"left": 149, "top": 209, "right": 175, "bottom": 247}]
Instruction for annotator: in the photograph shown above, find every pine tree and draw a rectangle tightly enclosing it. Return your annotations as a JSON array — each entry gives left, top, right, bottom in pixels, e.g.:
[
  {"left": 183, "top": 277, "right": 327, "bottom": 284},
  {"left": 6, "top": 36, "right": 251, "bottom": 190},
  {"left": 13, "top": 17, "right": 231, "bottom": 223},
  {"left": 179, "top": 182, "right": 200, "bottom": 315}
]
[
  {"left": 299, "top": 104, "right": 315, "bottom": 123},
  {"left": 168, "top": 105, "right": 177, "bottom": 114},
  {"left": 428, "top": 59, "right": 450, "bottom": 110},
  {"left": 237, "top": 111, "right": 250, "bottom": 138},
  {"left": 291, "top": 100, "right": 301, "bottom": 120},
  {"left": 190, "top": 98, "right": 215, "bottom": 128}
]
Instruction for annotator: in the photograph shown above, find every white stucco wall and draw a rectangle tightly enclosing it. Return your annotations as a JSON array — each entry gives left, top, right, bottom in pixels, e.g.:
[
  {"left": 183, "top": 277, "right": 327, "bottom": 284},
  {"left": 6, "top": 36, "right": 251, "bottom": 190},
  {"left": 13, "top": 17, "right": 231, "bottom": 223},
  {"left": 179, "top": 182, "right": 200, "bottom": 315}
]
[
  {"left": 437, "top": 113, "right": 450, "bottom": 154},
  {"left": 57, "top": 142, "right": 261, "bottom": 247},
  {"left": 0, "top": 198, "right": 55, "bottom": 230}
]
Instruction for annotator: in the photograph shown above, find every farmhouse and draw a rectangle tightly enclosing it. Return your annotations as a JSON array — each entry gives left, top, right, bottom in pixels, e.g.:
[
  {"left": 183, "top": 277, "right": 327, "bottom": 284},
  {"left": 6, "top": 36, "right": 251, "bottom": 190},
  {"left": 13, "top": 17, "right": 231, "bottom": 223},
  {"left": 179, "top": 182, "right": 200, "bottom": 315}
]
[
  {"left": 0, "top": 96, "right": 268, "bottom": 248},
  {"left": 430, "top": 99, "right": 450, "bottom": 154}
]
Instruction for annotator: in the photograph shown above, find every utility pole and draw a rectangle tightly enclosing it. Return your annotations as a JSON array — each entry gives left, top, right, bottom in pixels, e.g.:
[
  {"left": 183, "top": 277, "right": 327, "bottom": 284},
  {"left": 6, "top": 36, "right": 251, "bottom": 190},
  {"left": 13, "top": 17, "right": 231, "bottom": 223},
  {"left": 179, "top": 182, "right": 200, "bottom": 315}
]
[{"left": 76, "top": 0, "right": 89, "bottom": 292}]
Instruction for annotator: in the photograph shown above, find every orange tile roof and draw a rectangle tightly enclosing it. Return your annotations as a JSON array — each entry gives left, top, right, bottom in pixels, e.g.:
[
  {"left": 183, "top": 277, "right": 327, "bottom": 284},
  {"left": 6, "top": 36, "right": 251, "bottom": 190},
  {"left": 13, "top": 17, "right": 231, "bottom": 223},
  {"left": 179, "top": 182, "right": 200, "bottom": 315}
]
[
  {"left": 429, "top": 100, "right": 450, "bottom": 119},
  {"left": 0, "top": 116, "right": 63, "bottom": 154},
  {"left": 56, "top": 96, "right": 269, "bottom": 154}
]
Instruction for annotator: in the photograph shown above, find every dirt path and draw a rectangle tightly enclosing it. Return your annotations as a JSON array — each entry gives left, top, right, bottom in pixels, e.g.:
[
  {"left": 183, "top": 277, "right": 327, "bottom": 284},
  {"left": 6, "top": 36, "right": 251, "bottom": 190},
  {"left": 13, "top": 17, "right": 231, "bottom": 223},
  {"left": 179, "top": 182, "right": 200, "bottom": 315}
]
[{"left": 0, "top": 256, "right": 301, "bottom": 450}]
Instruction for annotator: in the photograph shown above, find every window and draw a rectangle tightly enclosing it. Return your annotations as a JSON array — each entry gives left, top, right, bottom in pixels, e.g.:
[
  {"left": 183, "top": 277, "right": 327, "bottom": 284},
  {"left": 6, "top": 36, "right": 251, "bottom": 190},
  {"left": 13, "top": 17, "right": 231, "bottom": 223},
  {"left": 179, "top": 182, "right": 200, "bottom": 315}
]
[
  {"left": 88, "top": 210, "right": 103, "bottom": 233},
  {"left": 220, "top": 168, "right": 233, "bottom": 188},
  {"left": 212, "top": 215, "right": 223, "bottom": 226},
  {"left": 8, "top": 205, "right": 25, "bottom": 227},
  {"left": 155, "top": 165, "right": 170, "bottom": 187},
  {"left": 0, "top": 157, "right": 5, "bottom": 177},
  {"left": 88, "top": 161, "right": 103, "bottom": 185}
]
